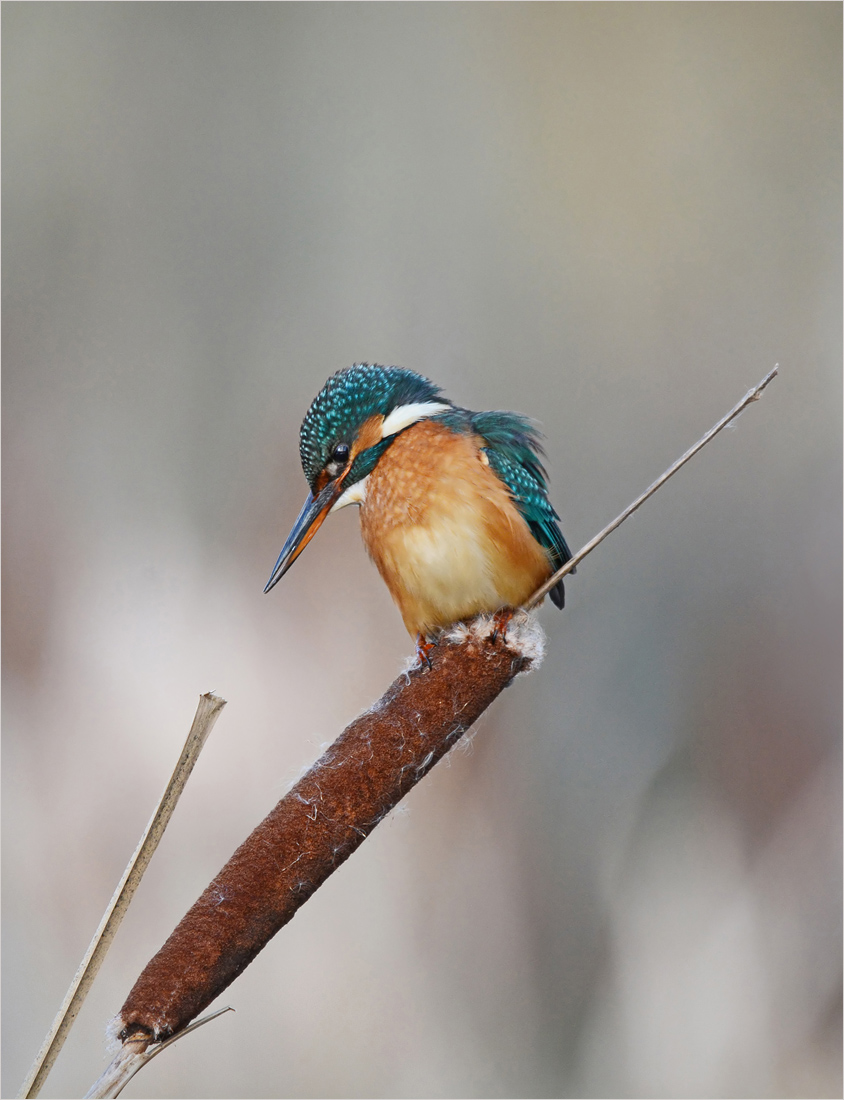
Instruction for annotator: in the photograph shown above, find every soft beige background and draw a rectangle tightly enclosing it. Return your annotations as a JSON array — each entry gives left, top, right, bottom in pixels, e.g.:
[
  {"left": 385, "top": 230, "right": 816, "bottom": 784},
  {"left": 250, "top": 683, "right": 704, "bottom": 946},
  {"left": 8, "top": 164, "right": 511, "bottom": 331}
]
[{"left": 4, "top": 4, "right": 840, "bottom": 1098}]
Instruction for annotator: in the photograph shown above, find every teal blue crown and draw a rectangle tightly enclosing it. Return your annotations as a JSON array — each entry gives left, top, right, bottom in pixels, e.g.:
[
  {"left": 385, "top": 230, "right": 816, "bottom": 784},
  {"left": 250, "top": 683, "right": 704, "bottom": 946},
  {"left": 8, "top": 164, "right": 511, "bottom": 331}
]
[{"left": 299, "top": 364, "right": 447, "bottom": 488}]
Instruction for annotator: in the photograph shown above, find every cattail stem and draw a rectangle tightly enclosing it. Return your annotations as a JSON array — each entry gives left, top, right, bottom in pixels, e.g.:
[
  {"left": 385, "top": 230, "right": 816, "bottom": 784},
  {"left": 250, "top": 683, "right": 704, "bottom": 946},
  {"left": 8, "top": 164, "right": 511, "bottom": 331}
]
[
  {"left": 85, "top": 1009, "right": 234, "bottom": 1100},
  {"left": 524, "top": 366, "right": 778, "bottom": 609},
  {"left": 18, "top": 693, "right": 226, "bottom": 1100}
]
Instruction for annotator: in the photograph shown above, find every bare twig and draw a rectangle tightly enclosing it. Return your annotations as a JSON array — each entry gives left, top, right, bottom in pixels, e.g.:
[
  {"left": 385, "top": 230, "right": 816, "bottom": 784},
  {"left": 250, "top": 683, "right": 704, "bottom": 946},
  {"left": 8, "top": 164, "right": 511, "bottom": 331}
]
[
  {"left": 524, "top": 366, "right": 778, "bottom": 609},
  {"left": 84, "top": 1007, "right": 234, "bottom": 1100},
  {"left": 18, "top": 693, "right": 227, "bottom": 1100}
]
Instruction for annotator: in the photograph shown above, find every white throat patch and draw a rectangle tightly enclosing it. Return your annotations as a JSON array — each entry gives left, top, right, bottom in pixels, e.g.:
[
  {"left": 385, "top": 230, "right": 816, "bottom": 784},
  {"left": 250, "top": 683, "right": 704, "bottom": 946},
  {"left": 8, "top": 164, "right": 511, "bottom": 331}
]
[
  {"left": 380, "top": 401, "right": 451, "bottom": 439},
  {"left": 330, "top": 475, "right": 370, "bottom": 512}
]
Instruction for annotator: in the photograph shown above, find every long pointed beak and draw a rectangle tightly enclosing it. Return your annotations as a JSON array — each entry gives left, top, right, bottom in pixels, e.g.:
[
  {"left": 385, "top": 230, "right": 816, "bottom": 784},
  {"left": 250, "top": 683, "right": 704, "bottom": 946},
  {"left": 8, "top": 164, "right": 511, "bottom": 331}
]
[{"left": 263, "top": 479, "right": 341, "bottom": 593}]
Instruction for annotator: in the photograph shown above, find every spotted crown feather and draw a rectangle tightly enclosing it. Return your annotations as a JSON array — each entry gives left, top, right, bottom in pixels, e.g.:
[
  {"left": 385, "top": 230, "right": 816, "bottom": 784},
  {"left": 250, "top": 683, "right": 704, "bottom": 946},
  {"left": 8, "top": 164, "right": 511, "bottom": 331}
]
[{"left": 299, "top": 364, "right": 447, "bottom": 489}]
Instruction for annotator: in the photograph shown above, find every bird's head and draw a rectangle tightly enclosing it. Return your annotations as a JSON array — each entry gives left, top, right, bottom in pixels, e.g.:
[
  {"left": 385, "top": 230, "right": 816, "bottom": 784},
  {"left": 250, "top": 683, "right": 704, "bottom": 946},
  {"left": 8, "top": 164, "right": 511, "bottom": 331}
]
[{"left": 264, "top": 364, "right": 451, "bottom": 592}]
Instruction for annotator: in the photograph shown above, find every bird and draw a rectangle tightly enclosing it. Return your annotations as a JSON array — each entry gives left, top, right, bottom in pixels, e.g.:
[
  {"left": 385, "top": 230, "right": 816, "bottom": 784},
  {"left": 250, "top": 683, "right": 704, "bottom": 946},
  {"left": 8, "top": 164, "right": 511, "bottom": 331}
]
[{"left": 264, "top": 364, "right": 572, "bottom": 654}]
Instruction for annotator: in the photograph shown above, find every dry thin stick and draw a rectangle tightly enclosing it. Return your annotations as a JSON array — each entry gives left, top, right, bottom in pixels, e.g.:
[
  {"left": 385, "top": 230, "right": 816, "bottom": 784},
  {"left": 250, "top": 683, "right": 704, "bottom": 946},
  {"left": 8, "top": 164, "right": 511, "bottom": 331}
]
[
  {"left": 84, "top": 1007, "right": 234, "bottom": 1100},
  {"left": 524, "top": 366, "right": 778, "bottom": 609},
  {"left": 18, "top": 693, "right": 227, "bottom": 1100}
]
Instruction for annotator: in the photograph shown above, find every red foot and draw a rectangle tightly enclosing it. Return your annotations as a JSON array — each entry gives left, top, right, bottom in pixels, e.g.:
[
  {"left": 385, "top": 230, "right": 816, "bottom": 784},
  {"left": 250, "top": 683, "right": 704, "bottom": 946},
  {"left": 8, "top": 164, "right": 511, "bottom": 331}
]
[
  {"left": 489, "top": 608, "right": 516, "bottom": 644},
  {"left": 415, "top": 634, "right": 438, "bottom": 669}
]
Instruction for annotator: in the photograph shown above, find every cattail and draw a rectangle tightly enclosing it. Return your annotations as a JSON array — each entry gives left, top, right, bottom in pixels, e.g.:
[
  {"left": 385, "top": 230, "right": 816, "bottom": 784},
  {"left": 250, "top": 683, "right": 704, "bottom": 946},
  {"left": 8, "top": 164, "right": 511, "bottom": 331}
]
[{"left": 113, "top": 615, "right": 544, "bottom": 1045}]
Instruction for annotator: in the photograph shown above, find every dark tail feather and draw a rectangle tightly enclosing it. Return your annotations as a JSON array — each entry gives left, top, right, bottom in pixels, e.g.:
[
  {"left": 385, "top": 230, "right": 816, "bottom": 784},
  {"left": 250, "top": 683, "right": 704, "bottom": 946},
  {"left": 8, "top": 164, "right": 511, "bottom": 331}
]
[{"left": 549, "top": 579, "right": 565, "bottom": 609}]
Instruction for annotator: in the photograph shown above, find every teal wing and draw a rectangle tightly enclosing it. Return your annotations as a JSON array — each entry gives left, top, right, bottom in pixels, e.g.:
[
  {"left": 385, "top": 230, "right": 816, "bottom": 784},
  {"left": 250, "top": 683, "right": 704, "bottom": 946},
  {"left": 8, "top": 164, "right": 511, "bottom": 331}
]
[{"left": 470, "top": 411, "right": 572, "bottom": 609}]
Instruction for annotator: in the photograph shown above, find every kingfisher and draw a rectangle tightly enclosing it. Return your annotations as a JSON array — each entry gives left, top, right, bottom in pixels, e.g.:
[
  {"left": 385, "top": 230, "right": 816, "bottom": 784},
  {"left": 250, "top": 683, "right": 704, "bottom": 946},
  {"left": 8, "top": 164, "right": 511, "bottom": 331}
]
[{"left": 264, "top": 364, "right": 572, "bottom": 653}]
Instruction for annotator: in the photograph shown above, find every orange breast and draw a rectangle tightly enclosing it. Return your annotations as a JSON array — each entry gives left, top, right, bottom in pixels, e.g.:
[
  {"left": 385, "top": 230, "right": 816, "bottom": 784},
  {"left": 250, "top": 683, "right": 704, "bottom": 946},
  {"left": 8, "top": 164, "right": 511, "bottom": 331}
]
[{"left": 359, "top": 420, "right": 553, "bottom": 635}]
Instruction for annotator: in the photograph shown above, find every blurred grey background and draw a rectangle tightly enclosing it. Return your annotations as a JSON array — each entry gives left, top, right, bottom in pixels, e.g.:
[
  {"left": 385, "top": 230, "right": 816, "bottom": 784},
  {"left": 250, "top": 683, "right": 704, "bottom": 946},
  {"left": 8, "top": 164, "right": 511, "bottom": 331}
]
[{"left": 3, "top": 4, "right": 841, "bottom": 1098}]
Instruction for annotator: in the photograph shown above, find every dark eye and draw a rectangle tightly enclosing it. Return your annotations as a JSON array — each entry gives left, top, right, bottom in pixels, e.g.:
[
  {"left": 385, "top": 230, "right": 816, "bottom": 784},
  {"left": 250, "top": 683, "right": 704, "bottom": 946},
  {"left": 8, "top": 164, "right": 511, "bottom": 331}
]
[{"left": 331, "top": 443, "right": 350, "bottom": 464}]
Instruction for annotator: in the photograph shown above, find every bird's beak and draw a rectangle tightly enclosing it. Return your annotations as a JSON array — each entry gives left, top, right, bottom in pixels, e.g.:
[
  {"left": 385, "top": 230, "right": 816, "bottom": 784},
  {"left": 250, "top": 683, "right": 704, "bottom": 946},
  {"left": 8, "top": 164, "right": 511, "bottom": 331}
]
[{"left": 263, "top": 479, "right": 342, "bottom": 593}]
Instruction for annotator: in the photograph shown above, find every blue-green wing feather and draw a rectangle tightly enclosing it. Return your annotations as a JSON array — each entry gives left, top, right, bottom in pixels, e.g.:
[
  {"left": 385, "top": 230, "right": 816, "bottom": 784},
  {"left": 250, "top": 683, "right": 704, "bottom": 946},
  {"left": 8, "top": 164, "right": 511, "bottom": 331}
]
[{"left": 470, "top": 411, "right": 572, "bottom": 609}]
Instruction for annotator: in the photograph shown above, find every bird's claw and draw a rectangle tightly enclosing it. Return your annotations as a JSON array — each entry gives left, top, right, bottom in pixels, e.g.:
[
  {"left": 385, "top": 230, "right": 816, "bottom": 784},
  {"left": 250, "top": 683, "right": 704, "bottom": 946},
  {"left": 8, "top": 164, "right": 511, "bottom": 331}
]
[
  {"left": 489, "top": 608, "right": 515, "bottom": 644},
  {"left": 415, "top": 634, "right": 438, "bottom": 670}
]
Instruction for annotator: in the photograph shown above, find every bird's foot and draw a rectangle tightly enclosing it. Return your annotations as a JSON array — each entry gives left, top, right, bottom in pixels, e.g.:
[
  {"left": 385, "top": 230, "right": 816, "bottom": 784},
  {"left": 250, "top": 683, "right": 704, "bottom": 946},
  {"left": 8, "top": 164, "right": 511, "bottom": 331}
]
[
  {"left": 415, "top": 633, "right": 438, "bottom": 670},
  {"left": 489, "top": 608, "right": 515, "bottom": 644}
]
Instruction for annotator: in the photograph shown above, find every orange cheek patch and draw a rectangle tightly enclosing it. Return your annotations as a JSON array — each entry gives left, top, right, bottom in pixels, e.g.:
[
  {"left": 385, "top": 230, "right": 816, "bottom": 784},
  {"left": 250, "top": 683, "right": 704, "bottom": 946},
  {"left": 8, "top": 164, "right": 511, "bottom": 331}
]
[{"left": 352, "top": 414, "right": 385, "bottom": 458}]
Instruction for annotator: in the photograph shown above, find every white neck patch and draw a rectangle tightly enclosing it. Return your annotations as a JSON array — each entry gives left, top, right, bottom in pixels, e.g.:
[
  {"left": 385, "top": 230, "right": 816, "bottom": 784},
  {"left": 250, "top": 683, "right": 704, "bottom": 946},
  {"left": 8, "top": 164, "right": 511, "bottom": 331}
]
[
  {"left": 330, "top": 474, "right": 370, "bottom": 512},
  {"left": 380, "top": 401, "right": 451, "bottom": 439}
]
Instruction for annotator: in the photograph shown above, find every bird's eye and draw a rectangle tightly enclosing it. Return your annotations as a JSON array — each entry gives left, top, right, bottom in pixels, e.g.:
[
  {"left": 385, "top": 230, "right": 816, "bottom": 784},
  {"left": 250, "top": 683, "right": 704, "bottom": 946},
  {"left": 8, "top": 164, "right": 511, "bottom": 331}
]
[{"left": 331, "top": 443, "right": 350, "bottom": 464}]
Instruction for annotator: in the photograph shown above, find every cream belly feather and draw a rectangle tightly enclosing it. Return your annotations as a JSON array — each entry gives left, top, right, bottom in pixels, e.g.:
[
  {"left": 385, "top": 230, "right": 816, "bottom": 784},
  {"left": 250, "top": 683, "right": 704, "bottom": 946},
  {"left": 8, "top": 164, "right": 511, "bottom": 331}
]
[{"left": 359, "top": 420, "right": 553, "bottom": 635}]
